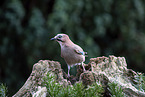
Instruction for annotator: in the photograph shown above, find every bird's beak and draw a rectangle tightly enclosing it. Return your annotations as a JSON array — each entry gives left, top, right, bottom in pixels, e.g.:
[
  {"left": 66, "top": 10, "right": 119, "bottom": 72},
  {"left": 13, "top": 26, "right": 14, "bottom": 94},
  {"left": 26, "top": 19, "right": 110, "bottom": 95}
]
[
  {"left": 50, "top": 38, "right": 56, "bottom": 40},
  {"left": 51, "top": 36, "right": 63, "bottom": 42}
]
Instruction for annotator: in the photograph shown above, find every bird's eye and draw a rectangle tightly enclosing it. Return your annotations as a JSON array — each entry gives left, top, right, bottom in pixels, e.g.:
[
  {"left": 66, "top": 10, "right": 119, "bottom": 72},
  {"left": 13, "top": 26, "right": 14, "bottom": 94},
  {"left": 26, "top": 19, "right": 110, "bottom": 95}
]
[{"left": 58, "top": 35, "right": 62, "bottom": 38}]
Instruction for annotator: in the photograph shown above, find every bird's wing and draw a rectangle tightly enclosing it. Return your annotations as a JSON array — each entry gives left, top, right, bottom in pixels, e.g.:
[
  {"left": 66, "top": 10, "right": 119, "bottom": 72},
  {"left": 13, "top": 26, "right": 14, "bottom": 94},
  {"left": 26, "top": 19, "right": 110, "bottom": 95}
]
[{"left": 73, "top": 45, "right": 87, "bottom": 56}]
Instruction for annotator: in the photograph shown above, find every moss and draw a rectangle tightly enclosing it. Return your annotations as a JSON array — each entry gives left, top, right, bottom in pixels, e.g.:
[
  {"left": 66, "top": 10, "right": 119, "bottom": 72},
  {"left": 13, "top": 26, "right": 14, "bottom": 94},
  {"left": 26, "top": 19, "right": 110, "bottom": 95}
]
[
  {"left": 132, "top": 72, "right": 145, "bottom": 92},
  {"left": 108, "top": 82, "right": 126, "bottom": 97},
  {"left": 42, "top": 72, "right": 104, "bottom": 97},
  {"left": 0, "top": 83, "right": 7, "bottom": 97}
]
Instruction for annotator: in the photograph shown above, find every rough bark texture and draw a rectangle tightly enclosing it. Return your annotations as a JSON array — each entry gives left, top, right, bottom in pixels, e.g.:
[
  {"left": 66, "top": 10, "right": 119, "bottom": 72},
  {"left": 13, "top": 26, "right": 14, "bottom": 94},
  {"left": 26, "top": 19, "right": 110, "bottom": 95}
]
[
  {"left": 13, "top": 55, "right": 145, "bottom": 97},
  {"left": 12, "top": 60, "right": 70, "bottom": 97}
]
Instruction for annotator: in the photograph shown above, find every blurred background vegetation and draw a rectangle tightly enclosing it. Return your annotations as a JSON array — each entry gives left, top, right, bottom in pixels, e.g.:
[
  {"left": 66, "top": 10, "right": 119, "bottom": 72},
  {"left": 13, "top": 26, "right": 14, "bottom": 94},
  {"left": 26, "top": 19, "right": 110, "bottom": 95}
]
[{"left": 0, "top": 0, "right": 145, "bottom": 96}]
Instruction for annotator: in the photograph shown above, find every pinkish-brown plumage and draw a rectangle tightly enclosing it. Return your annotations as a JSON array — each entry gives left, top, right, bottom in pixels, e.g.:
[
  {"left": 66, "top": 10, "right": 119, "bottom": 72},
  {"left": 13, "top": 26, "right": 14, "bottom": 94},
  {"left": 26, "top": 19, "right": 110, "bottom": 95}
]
[{"left": 51, "top": 34, "right": 86, "bottom": 76}]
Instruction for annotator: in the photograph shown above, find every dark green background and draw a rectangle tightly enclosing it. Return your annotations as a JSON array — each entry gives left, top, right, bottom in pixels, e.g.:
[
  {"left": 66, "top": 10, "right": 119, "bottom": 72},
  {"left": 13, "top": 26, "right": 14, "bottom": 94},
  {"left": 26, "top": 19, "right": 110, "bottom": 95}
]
[{"left": 0, "top": 0, "right": 145, "bottom": 96}]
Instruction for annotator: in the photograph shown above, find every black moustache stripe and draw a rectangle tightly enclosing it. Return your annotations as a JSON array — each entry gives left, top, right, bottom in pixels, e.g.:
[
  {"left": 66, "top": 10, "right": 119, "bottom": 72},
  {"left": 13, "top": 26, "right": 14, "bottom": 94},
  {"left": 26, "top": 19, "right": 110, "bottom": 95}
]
[{"left": 57, "top": 38, "right": 63, "bottom": 42}]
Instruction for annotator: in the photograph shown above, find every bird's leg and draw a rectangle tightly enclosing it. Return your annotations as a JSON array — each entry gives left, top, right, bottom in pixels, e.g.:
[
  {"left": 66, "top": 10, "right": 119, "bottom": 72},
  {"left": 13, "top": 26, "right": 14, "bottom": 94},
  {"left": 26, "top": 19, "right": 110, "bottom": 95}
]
[
  {"left": 67, "top": 65, "right": 70, "bottom": 77},
  {"left": 82, "top": 62, "right": 86, "bottom": 71}
]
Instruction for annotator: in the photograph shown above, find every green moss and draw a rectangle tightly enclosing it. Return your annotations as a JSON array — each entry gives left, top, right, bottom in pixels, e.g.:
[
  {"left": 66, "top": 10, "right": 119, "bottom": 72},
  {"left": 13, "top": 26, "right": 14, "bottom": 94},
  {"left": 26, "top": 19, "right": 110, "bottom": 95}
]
[
  {"left": 132, "top": 72, "right": 145, "bottom": 92},
  {"left": 142, "top": 75, "right": 145, "bottom": 91},
  {"left": 0, "top": 83, "right": 7, "bottom": 97},
  {"left": 42, "top": 72, "right": 103, "bottom": 97},
  {"left": 108, "top": 82, "right": 126, "bottom": 97}
]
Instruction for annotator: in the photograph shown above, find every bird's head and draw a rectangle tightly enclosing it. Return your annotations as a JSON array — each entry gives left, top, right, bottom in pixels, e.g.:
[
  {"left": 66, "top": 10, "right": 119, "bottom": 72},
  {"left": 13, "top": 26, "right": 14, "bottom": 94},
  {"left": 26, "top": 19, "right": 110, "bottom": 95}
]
[{"left": 50, "top": 34, "right": 70, "bottom": 43}]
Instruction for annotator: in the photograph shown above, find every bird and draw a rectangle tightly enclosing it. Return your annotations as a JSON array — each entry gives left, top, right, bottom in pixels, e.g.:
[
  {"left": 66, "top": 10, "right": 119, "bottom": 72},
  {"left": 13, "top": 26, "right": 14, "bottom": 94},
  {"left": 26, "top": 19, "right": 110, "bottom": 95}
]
[{"left": 51, "top": 34, "right": 87, "bottom": 77}]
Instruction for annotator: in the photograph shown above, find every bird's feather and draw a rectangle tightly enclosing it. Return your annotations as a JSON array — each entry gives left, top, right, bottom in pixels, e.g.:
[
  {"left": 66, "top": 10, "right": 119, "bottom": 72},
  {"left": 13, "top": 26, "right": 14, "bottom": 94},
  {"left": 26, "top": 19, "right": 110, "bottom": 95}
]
[
  {"left": 51, "top": 34, "right": 86, "bottom": 76},
  {"left": 73, "top": 45, "right": 88, "bottom": 56},
  {"left": 74, "top": 49, "right": 84, "bottom": 55}
]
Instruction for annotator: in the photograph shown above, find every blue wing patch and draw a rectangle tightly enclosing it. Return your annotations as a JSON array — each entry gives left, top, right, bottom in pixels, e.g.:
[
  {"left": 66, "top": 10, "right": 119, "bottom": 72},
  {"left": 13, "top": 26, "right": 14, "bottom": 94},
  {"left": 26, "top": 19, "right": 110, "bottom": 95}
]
[
  {"left": 74, "top": 48, "right": 88, "bottom": 57},
  {"left": 78, "top": 51, "right": 84, "bottom": 55},
  {"left": 78, "top": 51, "right": 88, "bottom": 57}
]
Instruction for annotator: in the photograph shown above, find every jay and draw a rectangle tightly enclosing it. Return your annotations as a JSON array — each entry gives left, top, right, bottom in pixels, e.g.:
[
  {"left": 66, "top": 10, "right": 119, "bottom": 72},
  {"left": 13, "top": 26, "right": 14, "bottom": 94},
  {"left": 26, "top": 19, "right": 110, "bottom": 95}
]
[{"left": 51, "top": 34, "right": 87, "bottom": 77}]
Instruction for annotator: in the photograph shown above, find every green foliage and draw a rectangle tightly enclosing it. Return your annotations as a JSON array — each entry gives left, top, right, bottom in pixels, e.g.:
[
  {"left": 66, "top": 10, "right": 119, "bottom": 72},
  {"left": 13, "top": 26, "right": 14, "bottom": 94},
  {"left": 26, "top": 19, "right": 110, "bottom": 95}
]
[
  {"left": 142, "top": 75, "right": 145, "bottom": 91},
  {"left": 108, "top": 82, "right": 126, "bottom": 97},
  {"left": 0, "top": 0, "right": 145, "bottom": 96},
  {"left": 43, "top": 73, "right": 103, "bottom": 97},
  {"left": 132, "top": 72, "right": 145, "bottom": 92},
  {"left": 84, "top": 83, "right": 103, "bottom": 97},
  {"left": 0, "top": 83, "right": 7, "bottom": 97}
]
